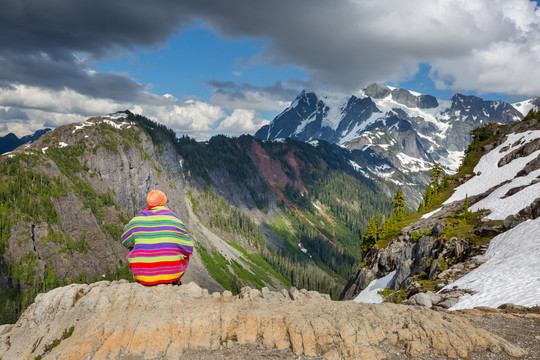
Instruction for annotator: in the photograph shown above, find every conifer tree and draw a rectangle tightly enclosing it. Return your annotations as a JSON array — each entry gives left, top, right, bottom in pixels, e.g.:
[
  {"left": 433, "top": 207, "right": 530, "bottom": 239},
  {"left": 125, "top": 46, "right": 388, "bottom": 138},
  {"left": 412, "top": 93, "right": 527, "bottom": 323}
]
[
  {"left": 428, "top": 162, "right": 444, "bottom": 191},
  {"left": 392, "top": 189, "right": 406, "bottom": 219}
]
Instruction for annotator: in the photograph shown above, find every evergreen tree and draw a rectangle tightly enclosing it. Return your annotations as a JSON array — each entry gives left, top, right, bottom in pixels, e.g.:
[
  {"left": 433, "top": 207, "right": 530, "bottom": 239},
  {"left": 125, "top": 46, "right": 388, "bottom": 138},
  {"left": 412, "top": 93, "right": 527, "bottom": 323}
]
[
  {"left": 392, "top": 189, "right": 406, "bottom": 219},
  {"left": 418, "top": 184, "right": 434, "bottom": 212},
  {"left": 427, "top": 162, "right": 444, "bottom": 192}
]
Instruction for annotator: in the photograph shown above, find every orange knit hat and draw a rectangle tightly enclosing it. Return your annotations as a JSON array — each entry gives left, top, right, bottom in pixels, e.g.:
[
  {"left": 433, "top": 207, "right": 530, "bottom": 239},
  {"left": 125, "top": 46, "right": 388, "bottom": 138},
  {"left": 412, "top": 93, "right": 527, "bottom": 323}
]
[{"left": 146, "top": 190, "right": 167, "bottom": 207}]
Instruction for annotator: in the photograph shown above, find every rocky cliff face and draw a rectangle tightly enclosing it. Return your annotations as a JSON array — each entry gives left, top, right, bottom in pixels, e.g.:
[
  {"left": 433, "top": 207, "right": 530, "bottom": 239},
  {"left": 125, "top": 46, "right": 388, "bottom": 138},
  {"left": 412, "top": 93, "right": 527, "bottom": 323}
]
[
  {"left": 0, "top": 281, "right": 528, "bottom": 360},
  {"left": 0, "top": 112, "right": 223, "bottom": 306}
]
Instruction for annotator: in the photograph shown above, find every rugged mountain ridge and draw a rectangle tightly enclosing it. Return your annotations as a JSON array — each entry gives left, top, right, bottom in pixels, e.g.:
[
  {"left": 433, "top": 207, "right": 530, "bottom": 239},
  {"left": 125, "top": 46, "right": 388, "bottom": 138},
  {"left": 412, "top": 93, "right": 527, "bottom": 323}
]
[
  {"left": 255, "top": 84, "right": 529, "bottom": 203},
  {"left": 341, "top": 113, "right": 540, "bottom": 309},
  {"left": 0, "top": 128, "right": 51, "bottom": 155}
]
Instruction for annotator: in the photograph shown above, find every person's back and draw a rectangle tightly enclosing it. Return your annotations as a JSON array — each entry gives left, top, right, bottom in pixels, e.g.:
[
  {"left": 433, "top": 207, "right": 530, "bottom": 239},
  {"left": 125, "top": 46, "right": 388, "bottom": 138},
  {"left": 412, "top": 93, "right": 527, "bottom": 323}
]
[{"left": 121, "top": 190, "right": 193, "bottom": 285}]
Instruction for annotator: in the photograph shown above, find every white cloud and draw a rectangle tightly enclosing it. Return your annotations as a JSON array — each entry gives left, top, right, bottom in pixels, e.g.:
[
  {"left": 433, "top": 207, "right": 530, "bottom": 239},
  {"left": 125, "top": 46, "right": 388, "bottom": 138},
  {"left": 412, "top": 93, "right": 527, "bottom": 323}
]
[
  {"left": 430, "top": 2, "right": 540, "bottom": 96},
  {"left": 0, "top": 86, "right": 226, "bottom": 137},
  {"left": 145, "top": 99, "right": 226, "bottom": 133},
  {"left": 0, "top": 85, "right": 120, "bottom": 116},
  {"left": 216, "top": 109, "right": 270, "bottom": 134}
]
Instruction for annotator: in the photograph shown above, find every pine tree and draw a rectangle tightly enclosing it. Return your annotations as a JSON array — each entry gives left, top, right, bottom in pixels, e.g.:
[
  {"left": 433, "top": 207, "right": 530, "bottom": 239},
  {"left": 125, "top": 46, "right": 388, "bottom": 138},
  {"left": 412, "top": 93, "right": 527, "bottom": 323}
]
[
  {"left": 392, "top": 189, "right": 406, "bottom": 220},
  {"left": 428, "top": 162, "right": 444, "bottom": 191}
]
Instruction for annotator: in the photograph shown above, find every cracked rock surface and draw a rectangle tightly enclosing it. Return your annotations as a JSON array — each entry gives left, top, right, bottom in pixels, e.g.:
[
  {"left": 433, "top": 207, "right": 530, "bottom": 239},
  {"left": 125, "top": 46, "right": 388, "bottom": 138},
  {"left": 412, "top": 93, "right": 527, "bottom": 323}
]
[{"left": 0, "top": 281, "right": 529, "bottom": 360}]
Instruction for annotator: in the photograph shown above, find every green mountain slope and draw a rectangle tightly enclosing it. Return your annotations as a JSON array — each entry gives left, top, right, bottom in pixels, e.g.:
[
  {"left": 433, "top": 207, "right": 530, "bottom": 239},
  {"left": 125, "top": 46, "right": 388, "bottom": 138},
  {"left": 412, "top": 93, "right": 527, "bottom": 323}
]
[{"left": 0, "top": 111, "right": 392, "bottom": 323}]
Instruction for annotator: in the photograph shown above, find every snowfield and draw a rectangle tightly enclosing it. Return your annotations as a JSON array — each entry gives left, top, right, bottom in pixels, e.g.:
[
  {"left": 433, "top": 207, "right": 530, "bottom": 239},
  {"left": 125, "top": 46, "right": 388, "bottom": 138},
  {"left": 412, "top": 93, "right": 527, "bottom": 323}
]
[
  {"left": 443, "top": 129, "right": 540, "bottom": 220},
  {"left": 445, "top": 218, "right": 540, "bottom": 310},
  {"left": 424, "top": 129, "right": 540, "bottom": 220}
]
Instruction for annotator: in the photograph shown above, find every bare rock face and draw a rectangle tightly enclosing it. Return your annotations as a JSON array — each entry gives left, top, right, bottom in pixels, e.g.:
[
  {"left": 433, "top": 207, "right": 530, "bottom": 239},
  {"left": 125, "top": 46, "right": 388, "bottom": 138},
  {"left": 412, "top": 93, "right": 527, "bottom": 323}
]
[{"left": 0, "top": 282, "right": 527, "bottom": 360}]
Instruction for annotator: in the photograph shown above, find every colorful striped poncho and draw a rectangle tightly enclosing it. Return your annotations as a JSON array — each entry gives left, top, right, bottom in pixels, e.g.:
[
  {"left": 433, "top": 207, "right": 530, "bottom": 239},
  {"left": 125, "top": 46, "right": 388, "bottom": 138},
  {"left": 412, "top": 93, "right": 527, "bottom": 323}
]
[{"left": 121, "top": 206, "right": 193, "bottom": 285}]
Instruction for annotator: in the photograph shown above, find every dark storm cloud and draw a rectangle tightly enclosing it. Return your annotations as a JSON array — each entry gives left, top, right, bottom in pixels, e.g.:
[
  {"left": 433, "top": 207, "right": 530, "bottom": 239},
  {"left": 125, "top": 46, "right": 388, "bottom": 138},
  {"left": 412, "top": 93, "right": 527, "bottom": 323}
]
[
  {"left": 208, "top": 80, "right": 298, "bottom": 101},
  {"left": 0, "top": 0, "right": 190, "bottom": 100},
  {"left": 1, "top": 0, "right": 539, "bottom": 103},
  {"left": 206, "top": 80, "right": 299, "bottom": 110},
  {"left": 177, "top": 0, "right": 539, "bottom": 95},
  {"left": 0, "top": 107, "right": 29, "bottom": 121}
]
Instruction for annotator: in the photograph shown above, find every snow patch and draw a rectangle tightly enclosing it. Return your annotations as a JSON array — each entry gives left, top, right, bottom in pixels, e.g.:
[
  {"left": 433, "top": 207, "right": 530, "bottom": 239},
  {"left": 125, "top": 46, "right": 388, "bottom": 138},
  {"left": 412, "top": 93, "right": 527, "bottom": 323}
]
[
  {"left": 353, "top": 271, "right": 396, "bottom": 303},
  {"left": 41, "top": 147, "right": 48, "bottom": 154},
  {"left": 102, "top": 119, "right": 132, "bottom": 130},
  {"left": 349, "top": 160, "right": 362, "bottom": 172},
  {"left": 395, "top": 153, "right": 432, "bottom": 172},
  {"left": 58, "top": 142, "right": 68, "bottom": 148},
  {"left": 72, "top": 121, "right": 95, "bottom": 133},
  {"left": 294, "top": 112, "right": 317, "bottom": 135},
  {"left": 375, "top": 164, "right": 391, "bottom": 171},
  {"left": 437, "top": 150, "right": 464, "bottom": 174},
  {"left": 445, "top": 218, "right": 540, "bottom": 309},
  {"left": 421, "top": 208, "right": 442, "bottom": 219},
  {"left": 320, "top": 94, "right": 348, "bottom": 131},
  {"left": 512, "top": 98, "right": 538, "bottom": 116}
]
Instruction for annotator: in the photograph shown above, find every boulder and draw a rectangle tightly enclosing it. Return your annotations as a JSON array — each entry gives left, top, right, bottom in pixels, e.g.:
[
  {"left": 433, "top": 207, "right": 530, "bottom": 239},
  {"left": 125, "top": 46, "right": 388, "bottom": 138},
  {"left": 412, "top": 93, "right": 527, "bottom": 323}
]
[{"left": 405, "top": 291, "right": 442, "bottom": 308}]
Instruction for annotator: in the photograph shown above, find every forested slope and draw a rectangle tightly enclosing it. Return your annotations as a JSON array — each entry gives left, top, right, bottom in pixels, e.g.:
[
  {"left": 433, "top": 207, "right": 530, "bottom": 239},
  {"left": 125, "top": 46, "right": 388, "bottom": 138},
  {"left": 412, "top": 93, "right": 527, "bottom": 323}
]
[{"left": 0, "top": 111, "right": 393, "bottom": 324}]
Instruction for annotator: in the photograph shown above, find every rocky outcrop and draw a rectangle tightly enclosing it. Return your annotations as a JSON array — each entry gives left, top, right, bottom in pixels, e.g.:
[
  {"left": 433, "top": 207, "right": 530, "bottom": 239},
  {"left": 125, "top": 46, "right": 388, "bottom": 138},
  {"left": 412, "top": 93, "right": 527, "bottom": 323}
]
[
  {"left": 0, "top": 282, "right": 528, "bottom": 360},
  {"left": 340, "top": 212, "right": 482, "bottom": 301}
]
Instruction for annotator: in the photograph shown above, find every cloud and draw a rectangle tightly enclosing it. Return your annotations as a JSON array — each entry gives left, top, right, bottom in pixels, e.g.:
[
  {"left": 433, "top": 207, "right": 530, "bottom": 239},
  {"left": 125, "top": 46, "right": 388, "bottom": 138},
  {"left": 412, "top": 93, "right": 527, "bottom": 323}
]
[
  {"left": 145, "top": 99, "right": 226, "bottom": 133},
  {"left": 0, "top": 0, "right": 190, "bottom": 100},
  {"left": 2, "top": 0, "right": 540, "bottom": 139},
  {"left": 9, "top": 0, "right": 539, "bottom": 100},
  {"left": 216, "top": 109, "right": 270, "bottom": 134},
  {"left": 0, "top": 107, "right": 29, "bottom": 121},
  {"left": 179, "top": 0, "right": 540, "bottom": 96},
  {"left": 0, "top": 86, "right": 225, "bottom": 137},
  {"left": 208, "top": 81, "right": 295, "bottom": 111}
]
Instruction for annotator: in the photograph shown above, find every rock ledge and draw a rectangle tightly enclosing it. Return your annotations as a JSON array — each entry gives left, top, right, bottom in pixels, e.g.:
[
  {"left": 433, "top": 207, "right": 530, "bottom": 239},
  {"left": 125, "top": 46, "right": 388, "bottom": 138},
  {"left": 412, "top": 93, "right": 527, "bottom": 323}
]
[{"left": 0, "top": 281, "right": 528, "bottom": 360}]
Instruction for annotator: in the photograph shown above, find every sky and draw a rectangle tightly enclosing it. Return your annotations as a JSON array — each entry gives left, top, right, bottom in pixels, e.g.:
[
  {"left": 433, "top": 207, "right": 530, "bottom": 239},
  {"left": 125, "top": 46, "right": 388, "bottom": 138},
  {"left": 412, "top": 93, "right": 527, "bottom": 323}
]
[{"left": 1, "top": 0, "right": 540, "bottom": 139}]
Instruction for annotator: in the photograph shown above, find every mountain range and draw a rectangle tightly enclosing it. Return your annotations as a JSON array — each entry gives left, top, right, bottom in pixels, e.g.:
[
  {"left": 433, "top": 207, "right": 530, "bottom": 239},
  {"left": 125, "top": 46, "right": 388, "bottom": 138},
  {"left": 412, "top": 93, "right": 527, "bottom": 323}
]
[
  {"left": 0, "top": 129, "right": 51, "bottom": 155},
  {"left": 1, "top": 86, "right": 539, "bottom": 330},
  {"left": 256, "top": 84, "right": 539, "bottom": 204},
  {"left": 1, "top": 110, "right": 539, "bottom": 359}
]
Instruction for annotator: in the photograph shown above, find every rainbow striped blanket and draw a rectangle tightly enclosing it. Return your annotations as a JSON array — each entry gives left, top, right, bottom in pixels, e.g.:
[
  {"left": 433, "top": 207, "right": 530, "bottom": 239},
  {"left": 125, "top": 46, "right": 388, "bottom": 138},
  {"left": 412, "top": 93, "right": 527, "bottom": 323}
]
[{"left": 121, "top": 206, "right": 193, "bottom": 285}]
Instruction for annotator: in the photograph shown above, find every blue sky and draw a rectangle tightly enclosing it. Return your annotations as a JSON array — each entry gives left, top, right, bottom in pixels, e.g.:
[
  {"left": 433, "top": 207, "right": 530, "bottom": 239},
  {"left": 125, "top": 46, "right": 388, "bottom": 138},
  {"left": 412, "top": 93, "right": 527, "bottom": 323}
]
[{"left": 1, "top": 0, "right": 540, "bottom": 138}]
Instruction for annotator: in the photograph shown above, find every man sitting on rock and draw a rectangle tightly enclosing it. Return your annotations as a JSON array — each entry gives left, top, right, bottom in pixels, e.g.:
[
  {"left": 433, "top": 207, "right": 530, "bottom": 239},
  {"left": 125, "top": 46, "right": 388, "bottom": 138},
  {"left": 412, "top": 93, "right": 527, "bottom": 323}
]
[{"left": 121, "top": 190, "right": 193, "bottom": 285}]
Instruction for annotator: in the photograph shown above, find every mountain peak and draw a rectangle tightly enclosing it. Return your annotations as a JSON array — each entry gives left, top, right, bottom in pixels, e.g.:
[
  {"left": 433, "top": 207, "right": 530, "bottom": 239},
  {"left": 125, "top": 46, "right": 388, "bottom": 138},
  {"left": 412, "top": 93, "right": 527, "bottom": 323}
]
[{"left": 362, "top": 83, "right": 391, "bottom": 99}]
